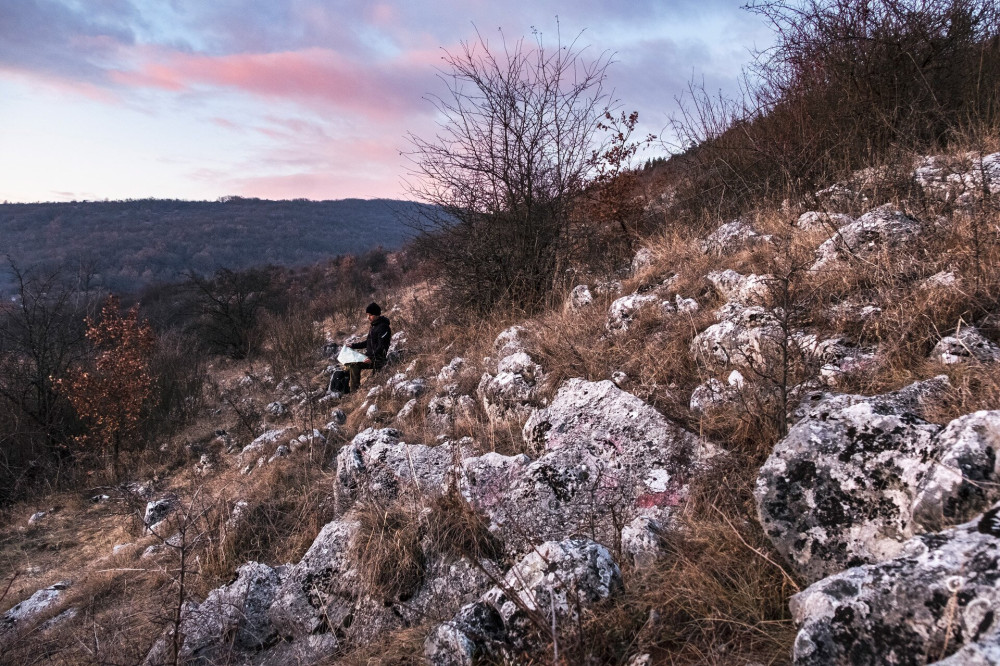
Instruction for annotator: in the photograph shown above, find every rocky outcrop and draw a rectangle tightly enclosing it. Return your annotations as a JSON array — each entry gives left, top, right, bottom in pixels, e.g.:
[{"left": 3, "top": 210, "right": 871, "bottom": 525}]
[
  {"left": 691, "top": 305, "right": 784, "bottom": 373},
  {"left": 756, "top": 378, "right": 1000, "bottom": 583},
  {"left": 477, "top": 351, "right": 547, "bottom": 420},
  {"left": 425, "top": 538, "right": 623, "bottom": 664},
  {"left": 335, "top": 428, "right": 466, "bottom": 508},
  {"left": 790, "top": 505, "right": 1000, "bottom": 665},
  {"left": 700, "top": 219, "right": 770, "bottom": 255},
  {"left": 473, "top": 379, "right": 719, "bottom": 551},
  {"left": 796, "top": 211, "right": 854, "bottom": 232},
  {"left": 931, "top": 326, "right": 1000, "bottom": 365},
  {"left": 143, "top": 563, "right": 283, "bottom": 665},
  {"left": 812, "top": 205, "right": 922, "bottom": 270},
  {"left": 566, "top": 284, "right": 594, "bottom": 312},
  {"left": 911, "top": 411, "right": 1000, "bottom": 532},
  {"left": 1, "top": 581, "right": 71, "bottom": 645}
]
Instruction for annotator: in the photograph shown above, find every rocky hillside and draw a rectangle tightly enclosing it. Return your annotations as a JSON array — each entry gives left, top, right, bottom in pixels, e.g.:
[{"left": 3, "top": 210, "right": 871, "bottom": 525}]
[{"left": 2, "top": 151, "right": 1000, "bottom": 665}]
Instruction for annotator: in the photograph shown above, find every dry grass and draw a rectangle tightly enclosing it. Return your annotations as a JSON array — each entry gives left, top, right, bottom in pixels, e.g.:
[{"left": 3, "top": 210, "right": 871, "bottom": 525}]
[{"left": 346, "top": 501, "right": 426, "bottom": 602}]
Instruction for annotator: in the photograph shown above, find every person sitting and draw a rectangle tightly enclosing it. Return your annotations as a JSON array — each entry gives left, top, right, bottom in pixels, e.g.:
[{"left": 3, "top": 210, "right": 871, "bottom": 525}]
[{"left": 345, "top": 302, "right": 392, "bottom": 392}]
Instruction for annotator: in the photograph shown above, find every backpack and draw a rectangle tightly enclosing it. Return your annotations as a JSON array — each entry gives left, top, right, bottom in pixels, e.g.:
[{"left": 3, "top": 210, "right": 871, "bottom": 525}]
[{"left": 329, "top": 370, "right": 350, "bottom": 394}]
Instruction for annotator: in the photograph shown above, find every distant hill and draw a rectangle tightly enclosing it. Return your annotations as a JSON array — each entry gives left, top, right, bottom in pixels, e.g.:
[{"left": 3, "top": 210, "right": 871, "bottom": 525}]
[{"left": 0, "top": 197, "right": 426, "bottom": 295}]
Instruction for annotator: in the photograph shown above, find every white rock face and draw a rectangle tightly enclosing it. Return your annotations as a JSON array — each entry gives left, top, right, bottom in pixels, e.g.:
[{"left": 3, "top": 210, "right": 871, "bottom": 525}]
[
  {"left": 913, "top": 152, "right": 1000, "bottom": 203},
  {"left": 931, "top": 326, "right": 1000, "bottom": 365},
  {"left": 475, "top": 379, "right": 718, "bottom": 550},
  {"left": 268, "top": 519, "right": 359, "bottom": 640},
  {"left": 812, "top": 205, "right": 922, "bottom": 270},
  {"left": 143, "top": 498, "right": 175, "bottom": 532},
  {"left": 477, "top": 351, "right": 546, "bottom": 420},
  {"left": 631, "top": 247, "right": 655, "bottom": 274},
  {"left": 691, "top": 306, "right": 784, "bottom": 372},
  {"left": 493, "top": 325, "right": 530, "bottom": 358},
  {"left": 700, "top": 219, "right": 770, "bottom": 255},
  {"left": 912, "top": 411, "right": 1000, "bottom": 531},
  {"left": 790, "top": 506, "right": 1000, "bottom": 666},
  {"left": 425, "top": 538, "right": 623, "bottom": 664},
  {"left": 261, "top": 518, "right": 490, "bottom": 660},
  {"left": 142, "top": 562, "right": 283, "bottom": 665},
  {"left": 1, "top": 581, "right": 71, "bottom": 642},
  {"left": 706, "top": 269, "right": 774, "bottom": 307},
  {"left": 437, "top": 357, "right": 466, "bottom": 383},
  {"left": 796, "top": 211, "right": 855, "bottom": 232},
  {"left": 606, "top": 292, "right": 660, "bottom": 332},
  {"left": 756, "top": 378, "right": 1000, "bottom": 584},
  {"left": 567, "top": 284, "right": 594, "bottom": 312}
]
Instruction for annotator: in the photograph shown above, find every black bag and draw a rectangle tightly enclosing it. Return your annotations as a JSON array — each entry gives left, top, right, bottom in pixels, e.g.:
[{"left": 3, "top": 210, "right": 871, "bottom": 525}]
[{"left": 330, "top": 370, "right": 350, "bottom": 394}]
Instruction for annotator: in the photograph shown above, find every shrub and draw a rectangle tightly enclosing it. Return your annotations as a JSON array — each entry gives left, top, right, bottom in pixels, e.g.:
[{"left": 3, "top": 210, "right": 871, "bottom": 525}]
[
  {"left": 406, "top": 28, "right": 614, "bottom": 314},
  {"left": 669, "top": 0, "right": 1000, "bottom": 219}
]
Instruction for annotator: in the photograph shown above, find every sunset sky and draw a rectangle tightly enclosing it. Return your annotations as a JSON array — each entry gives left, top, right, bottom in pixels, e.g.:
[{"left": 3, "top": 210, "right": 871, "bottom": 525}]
[{"left": 0, "top": 1, "right": 772, "bottom": 203}]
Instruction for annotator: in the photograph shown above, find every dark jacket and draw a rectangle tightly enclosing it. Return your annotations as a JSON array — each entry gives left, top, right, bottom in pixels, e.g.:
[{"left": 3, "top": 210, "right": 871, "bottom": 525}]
[{"left": 351, "top": 316, "right": 392, "bottom": 366}]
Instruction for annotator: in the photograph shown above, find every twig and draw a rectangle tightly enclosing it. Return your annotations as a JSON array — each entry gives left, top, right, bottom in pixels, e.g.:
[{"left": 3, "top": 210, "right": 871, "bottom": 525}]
[{"left": 711, "top": 504, "right": 800, "bottom": 593}]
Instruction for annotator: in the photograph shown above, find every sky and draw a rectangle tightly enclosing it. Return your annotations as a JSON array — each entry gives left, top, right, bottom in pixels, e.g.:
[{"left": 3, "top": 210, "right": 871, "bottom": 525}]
[{"left": 0, "top": 0, "right": 773, "bottom": 203}]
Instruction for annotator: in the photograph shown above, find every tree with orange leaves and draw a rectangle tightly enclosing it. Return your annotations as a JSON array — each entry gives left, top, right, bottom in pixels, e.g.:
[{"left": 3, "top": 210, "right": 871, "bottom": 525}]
[{"left": 55, "top": 295, "right": 156, "bottom": 477}]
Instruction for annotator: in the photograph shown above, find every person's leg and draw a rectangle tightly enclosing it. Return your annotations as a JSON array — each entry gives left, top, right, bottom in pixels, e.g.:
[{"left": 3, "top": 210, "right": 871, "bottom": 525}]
[{"left": 348, "top": 363, "right": 361, "bottom": 392}]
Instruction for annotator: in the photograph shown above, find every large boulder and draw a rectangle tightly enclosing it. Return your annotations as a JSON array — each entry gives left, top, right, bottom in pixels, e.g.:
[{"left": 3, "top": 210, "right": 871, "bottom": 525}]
[
  {"left": 477, "top": 352, "right": 547, "bottom": 420},
  {"left": 335, "top": 428, "right": 465, "bottom": 508},
  {"left": 757, "top": 379, "right": 1000, "bottom": 583},
  {"left": 931, "top": 326, "right": 1000, "bottom": 365},
  {"left": 912, "top": 411, "right": 1000, "bottom": 532},
  {"left": 425, "top": 538, "right": 623, "bottom": 664},
  {"left": 142, "top": 563, "right": 282, "bottom": 665},
  {"left": 1, "top": 581, "right": 71, "bottom": 645},
  {"left": 700, "top": 219, "right": 770, "bottom": 256},
  {"left": 485, "top": 379, "right": 718, "bottom": 550},
  {"left": 790, "top": 506, "right": 1000, "bottom": 665},
  {"left": 812, "top": 205, "right": 922, "bottom": 270},
  {"left": 691, "top": 305, "right": 785, "bottom": 373},
  {"left": 266, "top": 517, "right": 490, "bottom": 657}
]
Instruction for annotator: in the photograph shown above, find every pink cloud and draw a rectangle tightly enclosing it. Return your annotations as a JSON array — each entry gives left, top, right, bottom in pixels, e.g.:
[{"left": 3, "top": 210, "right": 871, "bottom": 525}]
[{"left": 111, "top": 47, "right": 440, "bottom": 121}]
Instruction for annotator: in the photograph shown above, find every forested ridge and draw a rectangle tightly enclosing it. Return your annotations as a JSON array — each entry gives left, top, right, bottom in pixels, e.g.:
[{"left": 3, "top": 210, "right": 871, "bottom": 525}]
[{"left": 0, "top": 197, "right": 424, "bottom": 294}]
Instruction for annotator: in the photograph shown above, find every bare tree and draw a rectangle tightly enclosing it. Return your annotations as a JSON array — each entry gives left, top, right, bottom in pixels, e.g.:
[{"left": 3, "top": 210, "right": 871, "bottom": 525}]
[{"left": 405, "top": 26, "right": 614, "bottom": 313}]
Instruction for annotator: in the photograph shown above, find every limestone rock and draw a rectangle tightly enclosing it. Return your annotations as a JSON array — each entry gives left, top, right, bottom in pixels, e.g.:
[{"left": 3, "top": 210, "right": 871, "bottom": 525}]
[
  {"left": 265, "top": 401, "right": 287, "bottom": 418},
  {"left": 476, "top": 352, "right": 546, "bottom": 420},
  {"left": 706, "top": 270, "right": 774, "bottom": 308},
  {"left": 790, "top": 507, "right": 1000, "bottom": 665},
  {"left": 143, "top": 497, "right": 175, "bottom": 533},
  {"left": 143, "top": 562, "right": 283, "bottom": 665},
  {"left": 437, "top": 357, "right": 466, "bottom": 383},
  {"left": 498, "top": 379, "right": 715, "bottom": 549},
  {"left": 268, "top": 519, "right": 359, "bottom": 639},
  {"left": 335, "top": 428, "right": 465, "bottom": 507},
  {"left": 396, "top": 398, "right": 418, "bottom": 421},
  {"left": 493, "top": 325, "right": 530, "bottom": 359},
  {"left": 757, "top": 398, "right": 942, "bottom": 582},
  {"left": 912, "top": 411, "right": 1000, "bottom": 532},
  {"left": 691, "top": 306, "right": 784, "bottom": 372},
  {"left": 606, "top": 291, "right": 661, "bottom": 333},
  {"left": 812, "top": 205, "right": 922, "bottom": 270},
  {"left": 631, "top": 247, "right": 655, "bottom": 274},
  {"left": 931, "top": 326, "right": 1000, "bottom": 365},
  {"left": 796, "top": 211, "right": 854, "bottom": 232},
  {"left": 1, "top": 581, "right": 71, "bottom": 641},
  {"left": 700, "top": 219, "right": 770, "bottom": 255},
  {"left": 754, "top": 378, "right": 1000, "bottom": 585},
  {"left": 567, "top": 284, "right": 594, "bottom": 312},
  {"left": 426, "top": 538, "right": 623, "bottom": 663}
]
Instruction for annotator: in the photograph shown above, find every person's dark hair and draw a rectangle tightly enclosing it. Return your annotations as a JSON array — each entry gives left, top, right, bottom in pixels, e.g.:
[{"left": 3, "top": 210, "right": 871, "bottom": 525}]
[{"left": 365, "top": 302, "right": 381, "bottom": 316}]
